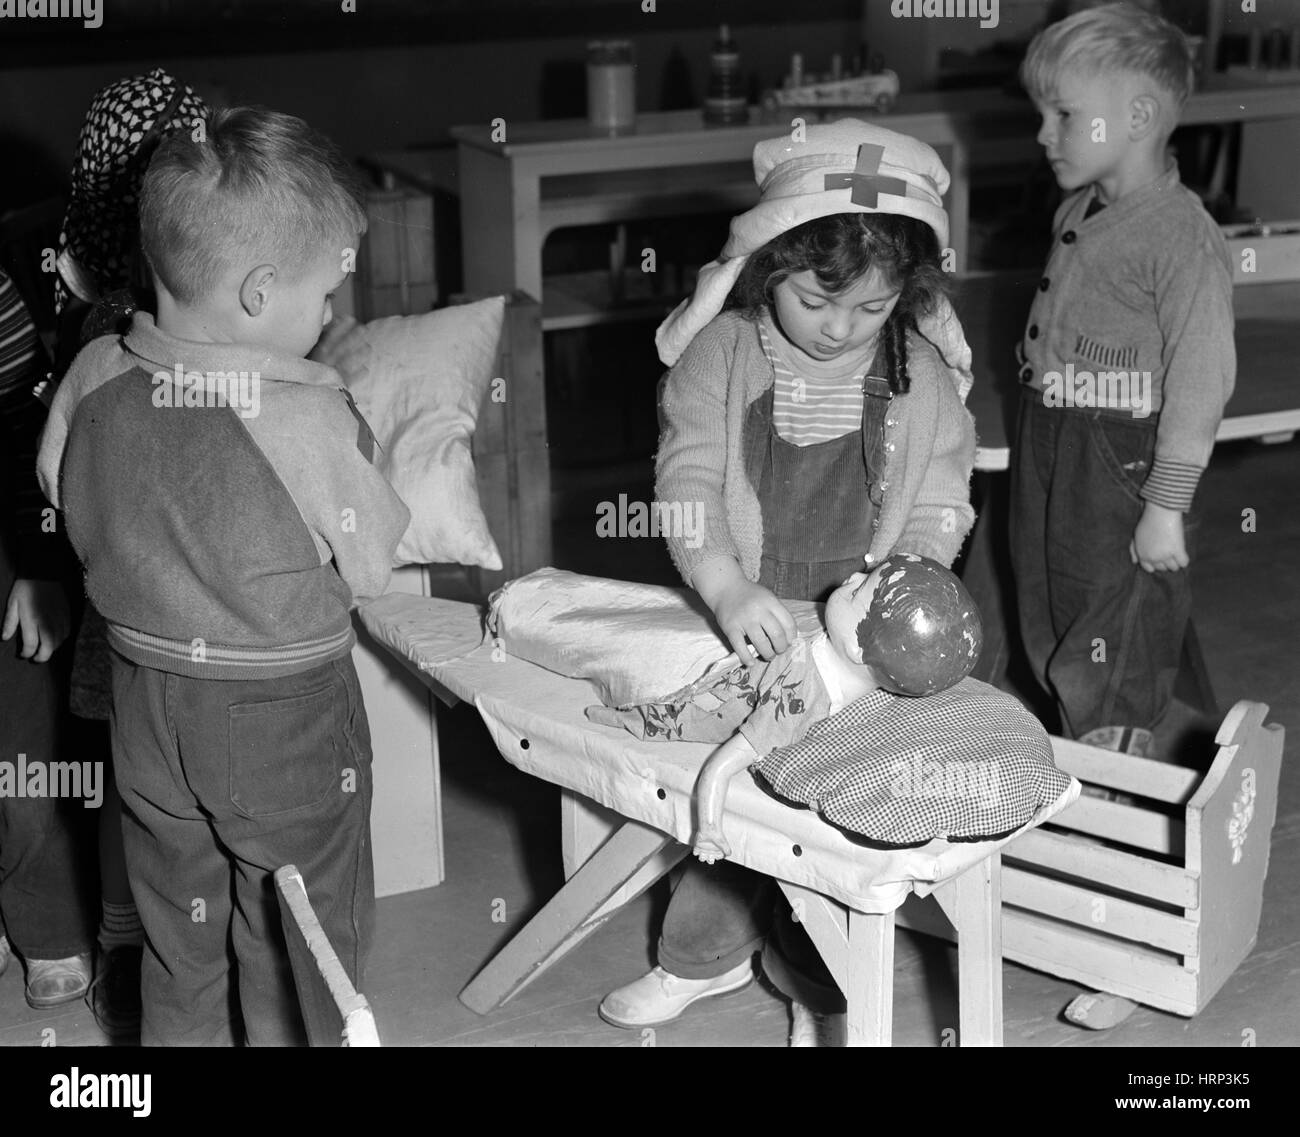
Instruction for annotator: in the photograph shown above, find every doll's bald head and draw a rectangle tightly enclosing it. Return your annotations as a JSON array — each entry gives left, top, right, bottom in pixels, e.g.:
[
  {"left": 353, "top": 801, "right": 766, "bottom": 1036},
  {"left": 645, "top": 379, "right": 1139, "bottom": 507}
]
[{"left": 825, "top": 553, "right": 983, "bottom": 696}]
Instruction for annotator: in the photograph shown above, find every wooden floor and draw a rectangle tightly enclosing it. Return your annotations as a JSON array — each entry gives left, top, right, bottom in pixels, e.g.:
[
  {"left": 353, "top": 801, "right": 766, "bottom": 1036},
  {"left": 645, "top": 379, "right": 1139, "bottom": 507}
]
[{"left": 2, "top": 434, "right": 1297, "bottom": 1048}]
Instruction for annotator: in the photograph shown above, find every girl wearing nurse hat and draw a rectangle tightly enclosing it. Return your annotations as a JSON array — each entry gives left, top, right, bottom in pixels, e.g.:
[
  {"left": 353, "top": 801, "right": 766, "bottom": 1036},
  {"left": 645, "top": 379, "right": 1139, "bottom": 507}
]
[{"left": 599, "top": 118, "right": 979, "bottom": 1045}]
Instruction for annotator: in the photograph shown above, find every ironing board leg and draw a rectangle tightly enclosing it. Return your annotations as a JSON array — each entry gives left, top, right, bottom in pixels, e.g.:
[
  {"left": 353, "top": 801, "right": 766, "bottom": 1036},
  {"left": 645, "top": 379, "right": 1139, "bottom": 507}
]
[
  {"left": 845, "top": 909, "right": 894, "bottom": 1046},
  {"left": 561, "top": 790, "right": 622, "bottom": 878},
  {"left": 459, "top": 820, "right": 684, "bottom": 1014},
  {"left": 778, "top": 883, "right": 895, "bottom": 1046},
  {"left": 935, "top": 851, "right": 1003, "bottom": 1047}
]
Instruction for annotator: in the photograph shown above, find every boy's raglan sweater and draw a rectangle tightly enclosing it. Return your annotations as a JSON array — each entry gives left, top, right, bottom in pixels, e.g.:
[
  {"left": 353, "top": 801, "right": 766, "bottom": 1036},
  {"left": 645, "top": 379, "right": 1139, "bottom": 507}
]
[
  {"left": 656, "top": 311, "right": 976, "bottom": 584},
  {"left": 1019, "top": 162, "right": 1236, "bottom": 511},
  {"left": 37, "top": 313, "right": 410, "bottom": 679}
]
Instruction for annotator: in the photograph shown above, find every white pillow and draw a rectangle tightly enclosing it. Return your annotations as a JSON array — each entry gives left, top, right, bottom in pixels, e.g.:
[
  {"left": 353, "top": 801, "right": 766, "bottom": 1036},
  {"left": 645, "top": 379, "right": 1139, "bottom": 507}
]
[
  {"left": 312, "top": 297, "right": 505, "bottom": 569},
  {"left": 487, "top": 568, "right": 824, "bottom": 705}
]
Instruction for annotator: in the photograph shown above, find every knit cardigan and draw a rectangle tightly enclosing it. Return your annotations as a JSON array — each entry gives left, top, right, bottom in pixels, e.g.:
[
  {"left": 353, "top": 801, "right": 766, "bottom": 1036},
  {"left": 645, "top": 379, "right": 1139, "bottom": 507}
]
[{"left": 655, "top": 311, "right": 977, "bottom": 585}]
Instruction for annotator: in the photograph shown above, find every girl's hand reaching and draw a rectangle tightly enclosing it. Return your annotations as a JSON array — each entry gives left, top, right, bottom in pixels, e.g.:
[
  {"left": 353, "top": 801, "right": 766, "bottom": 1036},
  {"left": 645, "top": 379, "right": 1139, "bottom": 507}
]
[
  {"left": 692, "top": 556, "right": 795, "bottom": 666},
  {"left": 713, "top": 579, "right": 796, "bottom": 665}
]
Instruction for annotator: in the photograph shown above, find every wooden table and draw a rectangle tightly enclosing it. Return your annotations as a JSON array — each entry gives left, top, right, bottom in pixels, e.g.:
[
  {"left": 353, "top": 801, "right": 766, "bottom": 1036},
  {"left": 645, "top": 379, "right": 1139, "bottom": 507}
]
[
  {"left": 446, "top": 99, "right": 978, "bottom": 319},
  {"left": 367, "top": 82, "right": 1300, "bottom": 334}
]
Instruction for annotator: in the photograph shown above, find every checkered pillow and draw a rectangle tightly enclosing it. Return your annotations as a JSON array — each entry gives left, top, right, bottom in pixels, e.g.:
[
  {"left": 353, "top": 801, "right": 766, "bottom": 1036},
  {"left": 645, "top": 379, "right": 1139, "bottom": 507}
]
[{"left": 755, "top": 678, "right": 1068, "bottom": 847}]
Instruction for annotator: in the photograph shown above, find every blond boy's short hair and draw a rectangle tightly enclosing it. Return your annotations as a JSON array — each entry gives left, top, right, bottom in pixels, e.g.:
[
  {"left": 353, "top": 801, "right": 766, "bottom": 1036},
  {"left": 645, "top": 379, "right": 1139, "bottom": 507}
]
[
  {"left": 1022, "top": 2, "right": 1194, "bottom": 126},
  {"left": 140, "top": 106, "right": 367, "bottom": 305}
]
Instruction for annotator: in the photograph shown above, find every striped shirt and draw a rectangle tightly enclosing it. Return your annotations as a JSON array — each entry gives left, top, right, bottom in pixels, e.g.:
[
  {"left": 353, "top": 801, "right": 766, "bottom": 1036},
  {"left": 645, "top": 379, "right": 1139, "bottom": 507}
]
[{"left": 759, "top": 318, "right": 870, "bottom": 446}]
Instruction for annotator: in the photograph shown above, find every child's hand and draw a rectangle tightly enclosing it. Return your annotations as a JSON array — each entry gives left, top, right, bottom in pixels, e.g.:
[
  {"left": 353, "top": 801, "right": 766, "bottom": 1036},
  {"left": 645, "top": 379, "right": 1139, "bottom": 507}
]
[
  {"left": 693, "top": 556, "right": 796, "bottom": 665},
  {"left": 2, "top": 579, "right": 72, "bottom": 663},
  {"left": 712, "top": 579, "right": 796, "bottom": 665},
  {"left": 1130, "top": 502, "right": 1188, "bottom": 573},
  {"left": 693, "top": 824, "right": 731, "bottom": 864}
]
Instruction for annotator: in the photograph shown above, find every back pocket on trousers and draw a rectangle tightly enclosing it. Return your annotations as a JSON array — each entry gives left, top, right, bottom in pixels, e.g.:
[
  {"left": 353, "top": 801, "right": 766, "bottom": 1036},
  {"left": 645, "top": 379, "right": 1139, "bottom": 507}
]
[{"left": 228, "top": 684, "right": 339, "bottom": 818}]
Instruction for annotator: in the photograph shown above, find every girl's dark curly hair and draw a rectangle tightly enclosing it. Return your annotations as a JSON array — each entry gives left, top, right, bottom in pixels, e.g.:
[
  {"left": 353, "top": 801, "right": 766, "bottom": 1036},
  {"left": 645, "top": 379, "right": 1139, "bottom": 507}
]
[{"left": 724, "top": 213, "right": 950, "bottom": 395}]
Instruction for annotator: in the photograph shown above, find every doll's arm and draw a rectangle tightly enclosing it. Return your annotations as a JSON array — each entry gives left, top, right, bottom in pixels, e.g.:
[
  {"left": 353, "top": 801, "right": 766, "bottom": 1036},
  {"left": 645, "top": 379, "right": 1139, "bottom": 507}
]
[{"left": 693, "top": 732, "right": 759, "bottom": 864}]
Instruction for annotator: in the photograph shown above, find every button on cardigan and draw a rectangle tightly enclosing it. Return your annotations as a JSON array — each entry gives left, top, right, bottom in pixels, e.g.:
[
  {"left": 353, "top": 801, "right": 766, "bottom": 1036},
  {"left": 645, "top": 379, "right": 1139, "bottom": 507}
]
[{"left": 1020, "top": 163, "right": 1236, "bottom": 511}]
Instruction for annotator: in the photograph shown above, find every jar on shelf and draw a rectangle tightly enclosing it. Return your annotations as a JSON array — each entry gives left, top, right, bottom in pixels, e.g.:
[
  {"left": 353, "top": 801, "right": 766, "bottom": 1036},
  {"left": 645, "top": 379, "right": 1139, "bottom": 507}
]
[
  {"left": 587, "top": 41, "right": 637, "bottom": 134},
  {"left": 704, "top": 24, "right": 748, "bottom": 125}
]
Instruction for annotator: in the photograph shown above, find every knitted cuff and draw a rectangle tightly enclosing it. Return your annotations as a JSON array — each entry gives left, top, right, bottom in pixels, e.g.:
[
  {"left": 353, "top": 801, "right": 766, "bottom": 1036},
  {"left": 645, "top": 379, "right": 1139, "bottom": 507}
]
[{"left": 1139, "top": 457, "right": 1204, "bottom": 512}]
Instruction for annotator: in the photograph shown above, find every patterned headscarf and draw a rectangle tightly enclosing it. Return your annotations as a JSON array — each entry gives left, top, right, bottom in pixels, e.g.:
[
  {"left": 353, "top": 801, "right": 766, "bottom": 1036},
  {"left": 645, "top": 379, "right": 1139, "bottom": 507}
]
[{"left": 55, "top": 68, "right": 208, "bottom": 314}]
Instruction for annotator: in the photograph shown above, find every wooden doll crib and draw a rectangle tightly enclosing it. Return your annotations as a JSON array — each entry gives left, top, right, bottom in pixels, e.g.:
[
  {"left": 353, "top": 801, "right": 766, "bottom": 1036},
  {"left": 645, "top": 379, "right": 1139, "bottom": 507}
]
[{"left": 896, "top": 700, "right": 1285, "bottom": 1022}]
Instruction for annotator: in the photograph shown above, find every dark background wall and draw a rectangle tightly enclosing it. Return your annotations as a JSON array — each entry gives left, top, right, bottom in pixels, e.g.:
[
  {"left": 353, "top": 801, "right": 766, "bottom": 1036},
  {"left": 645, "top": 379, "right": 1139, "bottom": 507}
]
[{"left": 0, "top": 2, "right": 862, "bottom": 209}]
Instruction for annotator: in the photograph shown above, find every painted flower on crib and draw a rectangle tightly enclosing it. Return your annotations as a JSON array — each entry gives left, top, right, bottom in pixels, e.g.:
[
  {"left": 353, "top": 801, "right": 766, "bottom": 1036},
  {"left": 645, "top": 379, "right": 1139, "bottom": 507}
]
[{"left": 1227, "top": 769, "right": 1256, "bottom": 865}]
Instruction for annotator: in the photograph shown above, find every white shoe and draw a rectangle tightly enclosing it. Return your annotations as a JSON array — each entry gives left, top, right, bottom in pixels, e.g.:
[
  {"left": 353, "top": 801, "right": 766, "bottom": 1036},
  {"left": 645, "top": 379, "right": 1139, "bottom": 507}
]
[
  {"left": 790, "top": 1002, "right": 847, "bottom": 1047},
  {"left": 0, "top": 935, "right": 10, "bottom": 979},
  {"left": 25, "top": 951, "right": 93, "bottom": 1009},
  {"left": 598, "top": 960, "right": 753, "bottom": 1029}
]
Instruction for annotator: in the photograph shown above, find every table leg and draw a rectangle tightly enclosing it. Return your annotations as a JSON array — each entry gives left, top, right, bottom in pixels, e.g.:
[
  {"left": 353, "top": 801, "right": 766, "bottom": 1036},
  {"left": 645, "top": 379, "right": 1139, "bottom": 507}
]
[
  {"left": 459, "top": 820, "right": 682, "bottom": 1014},
  {"left": 459, "top": 144, "right": 543, "bottom": 300}
]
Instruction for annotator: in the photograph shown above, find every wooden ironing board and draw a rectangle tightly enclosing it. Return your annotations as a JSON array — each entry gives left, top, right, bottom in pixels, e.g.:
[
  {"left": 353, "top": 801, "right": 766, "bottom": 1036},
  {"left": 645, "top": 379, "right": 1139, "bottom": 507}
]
[{"left": 360, "top": 593, "right": 1082, "bottom": 1046}]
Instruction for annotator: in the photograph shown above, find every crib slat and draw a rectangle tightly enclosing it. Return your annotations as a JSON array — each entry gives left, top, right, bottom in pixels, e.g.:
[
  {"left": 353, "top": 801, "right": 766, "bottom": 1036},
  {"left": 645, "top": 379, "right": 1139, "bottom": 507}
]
[
  {"left": 1051, "top": 796, "right": 1184, "bottom": 854},
  {"left": 1049, "top": 739, "right": 1201, "bottom": 803},
  {"left": 1002, "top": 868, "right": 1199, "bottom": 956},
  {"left": 1004, "top": 830, "right": 1198, "bottom": 909},
  {"left": 1003, "top": 908, "right": 1198, "bottom": 1017}
]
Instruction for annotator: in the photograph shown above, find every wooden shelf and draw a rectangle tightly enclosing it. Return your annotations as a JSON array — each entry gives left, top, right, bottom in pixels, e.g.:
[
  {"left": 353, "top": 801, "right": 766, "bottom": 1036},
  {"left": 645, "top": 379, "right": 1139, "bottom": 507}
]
[
  {"left": 542, "top": 269, "right": 686, "bottom": 332},
  {"left": 540, "top": 164, "right": 757, "bottom": 235}
]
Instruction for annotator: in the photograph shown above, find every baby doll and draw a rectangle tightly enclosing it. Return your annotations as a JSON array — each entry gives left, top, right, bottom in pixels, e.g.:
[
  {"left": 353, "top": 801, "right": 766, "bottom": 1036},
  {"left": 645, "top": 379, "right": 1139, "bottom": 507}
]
[{"left": 586, "top": 552, "right": 983, "bottom": 861}]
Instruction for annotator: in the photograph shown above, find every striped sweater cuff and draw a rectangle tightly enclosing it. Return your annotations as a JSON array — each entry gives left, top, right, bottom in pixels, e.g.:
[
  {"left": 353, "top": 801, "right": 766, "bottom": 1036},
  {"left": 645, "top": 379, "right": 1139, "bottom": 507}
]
[{"left": 1140, "top": 458, "right": 1204, "bottom": 512}]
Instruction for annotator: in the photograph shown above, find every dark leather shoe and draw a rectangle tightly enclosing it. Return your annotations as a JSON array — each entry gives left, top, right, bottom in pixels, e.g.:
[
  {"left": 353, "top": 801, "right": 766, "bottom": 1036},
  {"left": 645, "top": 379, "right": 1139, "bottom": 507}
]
[{"left": 88, "top": 945, "right": 143, "bottom": 1040}]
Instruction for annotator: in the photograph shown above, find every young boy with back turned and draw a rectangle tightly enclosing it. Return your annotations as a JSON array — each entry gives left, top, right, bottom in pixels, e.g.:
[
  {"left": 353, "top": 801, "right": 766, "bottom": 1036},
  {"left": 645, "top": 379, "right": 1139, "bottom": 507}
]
[
  {"left": 1012, "top": 2, "right": 1235, "bottom": 759},
  {"left": 38, "top": 107, "right": 410, "bottom": 1045}
]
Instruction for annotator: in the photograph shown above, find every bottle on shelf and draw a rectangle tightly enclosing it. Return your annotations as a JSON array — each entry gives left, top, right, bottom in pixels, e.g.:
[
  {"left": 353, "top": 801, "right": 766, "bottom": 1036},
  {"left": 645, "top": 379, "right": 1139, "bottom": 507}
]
[{"left": 703, "top": 24, "right": 748, "bottom": 125}]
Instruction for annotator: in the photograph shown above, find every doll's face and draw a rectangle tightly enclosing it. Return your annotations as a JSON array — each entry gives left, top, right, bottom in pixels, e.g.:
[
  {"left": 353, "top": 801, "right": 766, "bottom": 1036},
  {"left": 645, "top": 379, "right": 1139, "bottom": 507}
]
[
  {"left": 771, "top": 269, "right": 901, "bottom": 363},
  {"left": 825, "top": 568, "right": 879, "bottom": 665},
  {"left": 824, "top": 554, "right": 985, "bottom": 697}
]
